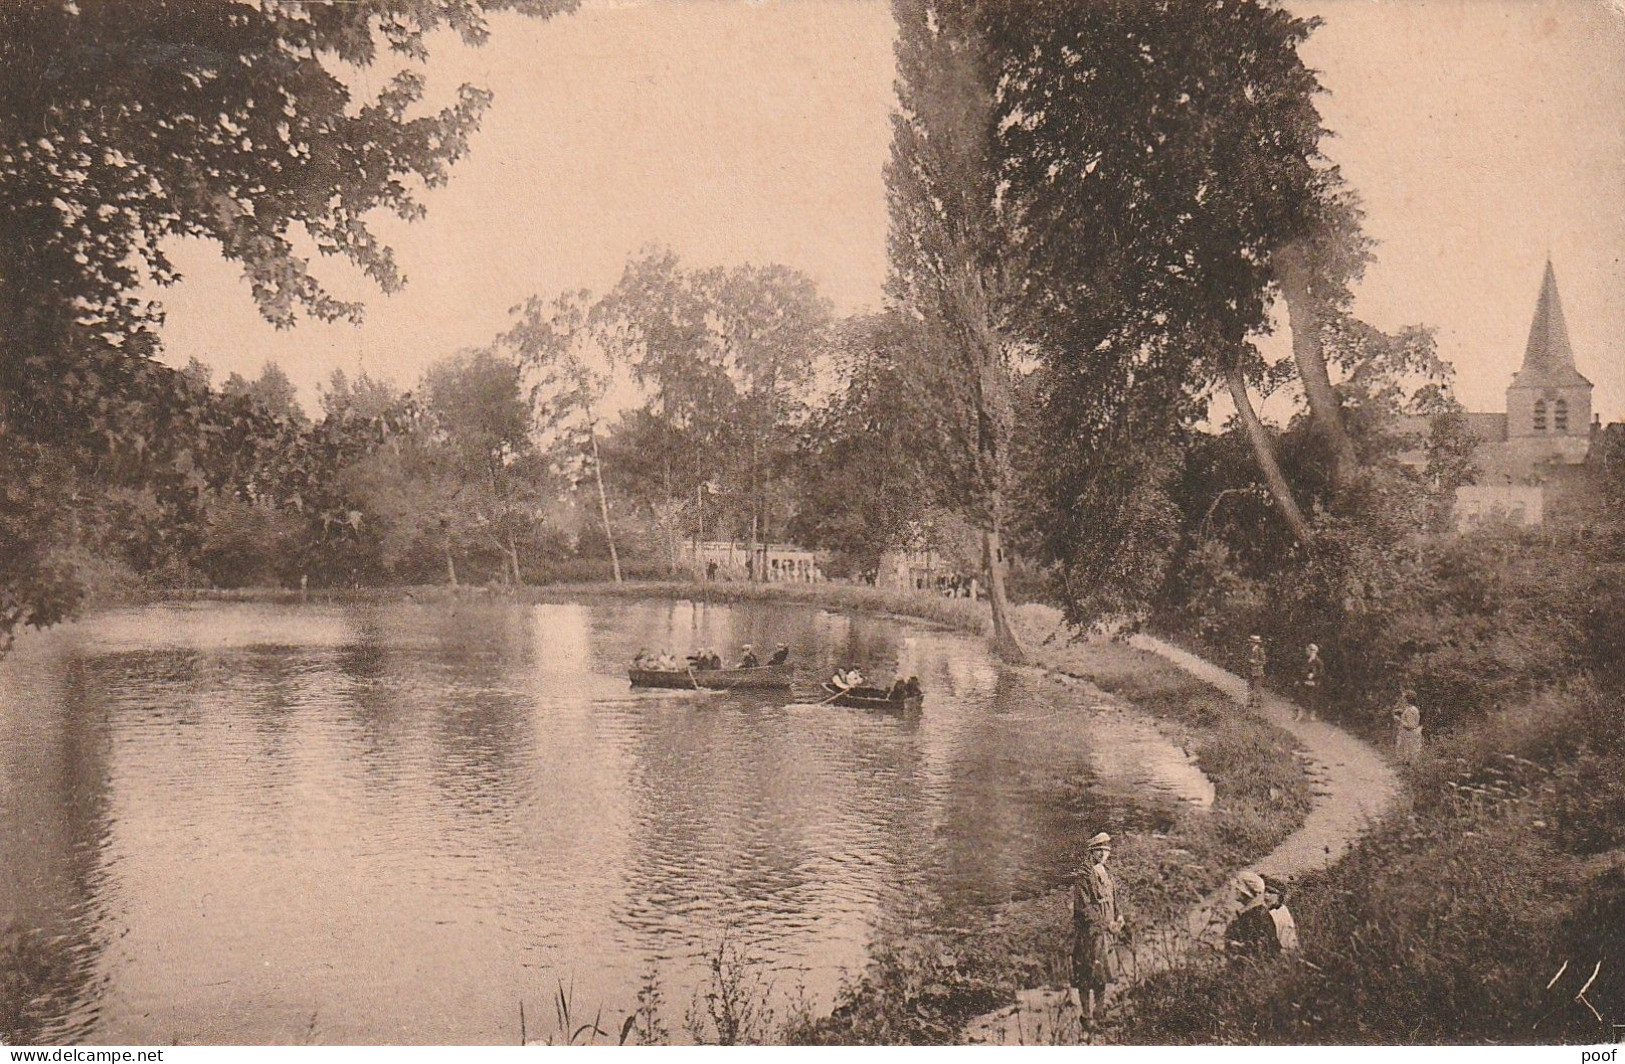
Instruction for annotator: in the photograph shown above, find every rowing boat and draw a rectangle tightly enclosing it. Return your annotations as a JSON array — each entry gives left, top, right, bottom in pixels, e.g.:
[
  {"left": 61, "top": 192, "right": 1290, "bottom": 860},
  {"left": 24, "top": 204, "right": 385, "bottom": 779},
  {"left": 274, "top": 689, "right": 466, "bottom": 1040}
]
[
  {"left": 819, "top": 682, "right": 923, "bottom": 712},
  {"left": 629, "top": 663, "right": 795, "bottom": 690}
]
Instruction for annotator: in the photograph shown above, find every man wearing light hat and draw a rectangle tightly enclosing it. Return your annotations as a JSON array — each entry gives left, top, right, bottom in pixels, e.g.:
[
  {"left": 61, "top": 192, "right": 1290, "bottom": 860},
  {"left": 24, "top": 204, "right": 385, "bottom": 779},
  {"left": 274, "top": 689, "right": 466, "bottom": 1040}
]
[{"left": 1070, "top": 831, "right": 1124, "bottom": 1021}]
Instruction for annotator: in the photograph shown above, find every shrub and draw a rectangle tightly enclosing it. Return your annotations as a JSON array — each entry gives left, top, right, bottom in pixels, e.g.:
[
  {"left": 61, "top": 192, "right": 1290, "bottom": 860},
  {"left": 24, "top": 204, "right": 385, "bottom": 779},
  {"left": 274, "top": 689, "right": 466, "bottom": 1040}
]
[
  {"left": 1551, "top": 747, "right": 1625, "bottom": 856},
  {"left": 791, "top": 923, "right": 1026, "bottom": 1044},
  {"left": 684, "top": 936, "right": 777, "bottom": 1046}
]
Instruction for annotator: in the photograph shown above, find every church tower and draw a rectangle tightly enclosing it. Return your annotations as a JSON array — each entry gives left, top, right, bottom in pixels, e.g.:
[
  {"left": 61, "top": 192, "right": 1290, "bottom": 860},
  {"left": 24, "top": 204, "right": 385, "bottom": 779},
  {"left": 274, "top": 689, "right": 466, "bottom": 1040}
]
[{"left": 1505, "top": 260, "right": 1593, "bottom": 465}]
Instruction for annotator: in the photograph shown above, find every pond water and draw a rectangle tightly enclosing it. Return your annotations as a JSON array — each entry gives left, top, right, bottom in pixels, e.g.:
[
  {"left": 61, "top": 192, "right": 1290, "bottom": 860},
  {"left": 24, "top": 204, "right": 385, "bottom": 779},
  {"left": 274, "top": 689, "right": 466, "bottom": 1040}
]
[{"left": 0, "top": 597, "right": 1210, "bottom": 1044}]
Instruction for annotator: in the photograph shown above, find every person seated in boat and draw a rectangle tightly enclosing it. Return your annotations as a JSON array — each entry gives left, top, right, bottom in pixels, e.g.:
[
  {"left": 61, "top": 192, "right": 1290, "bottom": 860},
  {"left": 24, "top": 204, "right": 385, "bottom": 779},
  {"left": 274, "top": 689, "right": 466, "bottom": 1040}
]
[
  {"left": 767, "top": 643, "right": 790, "bottom": 666},
  {"left": 738, "top": 644, "right": 760, "bottom": 669},
  {"left": 686, "top": 649, "right": 705, "bottom": 669},
  {"left": 904, "top": 676, "right": 922, "bottom": 698},
  {"left": 656, "top": 650, "right": 679, "bottom": 671},
  {"left": 832, "top": 667, "right": 866, "bottom": 690},
  {"left": 888, "top": 678, "right": 909, "bottom": 701},
  {"left": 707, "top": 649, "right": 723, "bottom": 670}
]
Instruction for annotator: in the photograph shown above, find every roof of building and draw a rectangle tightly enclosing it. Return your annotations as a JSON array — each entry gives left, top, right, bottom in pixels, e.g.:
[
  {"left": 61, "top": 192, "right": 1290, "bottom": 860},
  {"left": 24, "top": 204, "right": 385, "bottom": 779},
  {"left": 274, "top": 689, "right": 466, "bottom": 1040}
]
[
  {"left": 1465, "top": 412, "right": 1509, "bottom": 444},
  {"left": 1509, "top": 261, "right": 1593, "bottom": 391}
]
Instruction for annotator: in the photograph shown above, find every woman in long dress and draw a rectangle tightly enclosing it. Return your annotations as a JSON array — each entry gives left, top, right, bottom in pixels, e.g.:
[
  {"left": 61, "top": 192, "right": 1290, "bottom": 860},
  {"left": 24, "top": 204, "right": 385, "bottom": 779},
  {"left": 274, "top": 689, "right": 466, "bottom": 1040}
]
[{"left": 1246, "top": 635, "right": 1268, "bottom": 711}]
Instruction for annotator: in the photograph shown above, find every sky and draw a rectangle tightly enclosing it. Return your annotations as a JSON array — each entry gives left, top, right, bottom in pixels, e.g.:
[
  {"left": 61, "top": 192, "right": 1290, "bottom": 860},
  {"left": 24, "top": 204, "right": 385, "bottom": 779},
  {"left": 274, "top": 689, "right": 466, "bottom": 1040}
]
[{"left": 154, "top": 0, "right": 1625, "bottom": 424}]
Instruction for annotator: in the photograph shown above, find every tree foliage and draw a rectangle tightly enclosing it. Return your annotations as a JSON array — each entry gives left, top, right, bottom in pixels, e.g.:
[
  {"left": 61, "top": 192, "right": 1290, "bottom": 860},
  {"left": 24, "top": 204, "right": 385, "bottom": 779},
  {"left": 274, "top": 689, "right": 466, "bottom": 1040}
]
[
  {"left": 498, "top": 289, "right": 626, "bottom": 580},
  {"left": 986, "top": 0, "right": 1375, "bottom": 620},
  {"left": 0, "top": 0, "right": 576, "bottom": 353},
  {"left": 222, "top": 361, "right": 308, "bottom": 426},
  {"left": 0, "top": 0, "right": 576, "bottom": 641},
  {"left": 598, "top": 249, "right": 831, "bottom": 550},
  {"left": 422, "top": 349, "right": 543, "bottom": 584},
  {"left": 788, "top": 313, "right": 939, "bottom": 570}
]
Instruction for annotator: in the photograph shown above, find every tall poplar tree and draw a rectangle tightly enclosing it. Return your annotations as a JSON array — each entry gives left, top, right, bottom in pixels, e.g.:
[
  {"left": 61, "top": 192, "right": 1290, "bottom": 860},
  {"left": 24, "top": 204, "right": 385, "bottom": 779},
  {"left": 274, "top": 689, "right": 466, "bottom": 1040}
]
[{"left": 886, "top": 0, "right": 1027, "bottom": 661}]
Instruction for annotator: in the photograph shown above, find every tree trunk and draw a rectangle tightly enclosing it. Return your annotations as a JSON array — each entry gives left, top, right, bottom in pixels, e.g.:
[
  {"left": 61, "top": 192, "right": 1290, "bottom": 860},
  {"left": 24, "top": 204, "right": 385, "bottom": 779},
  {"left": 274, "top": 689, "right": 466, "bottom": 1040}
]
[
  {"left": 1225, "top": 362, "right": 1314, "bottom": 547},
  {"left": 588, "top": 428, "right": 622, "bottom": 583},
  {"left": 506, "top": 527, "right": 524, "bottom": 587},
  {"left": 982, "top": 513, "right": 1027, "bottom": 664},
  {"left": 664, "top": 457, "right": 677, "bottom": 576},
  {"left": 750, "top": 440, "right": 760, "bottom": 582},
  {"left": 666, "top": 506, "right": 678, "bottom": 576},
  {"left": 1276, "top": 240, "right": 1359, "bottom": 488},
  {"left": 694, "top": 483, "right": 705, "bottom": 583}
]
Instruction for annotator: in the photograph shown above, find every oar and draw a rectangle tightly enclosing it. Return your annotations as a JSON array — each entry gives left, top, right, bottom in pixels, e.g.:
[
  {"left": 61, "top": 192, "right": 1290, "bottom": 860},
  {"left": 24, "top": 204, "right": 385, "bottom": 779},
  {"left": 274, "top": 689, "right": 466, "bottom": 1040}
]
[{"left": 814, "top": 683, "right": 849, "bottom": 706}]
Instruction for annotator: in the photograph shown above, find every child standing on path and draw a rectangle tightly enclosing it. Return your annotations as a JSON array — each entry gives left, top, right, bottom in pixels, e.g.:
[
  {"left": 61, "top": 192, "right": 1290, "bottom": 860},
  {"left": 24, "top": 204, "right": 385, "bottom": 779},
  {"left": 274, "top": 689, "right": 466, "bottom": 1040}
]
[{"left": 1246, "top": 635, "right": 1268, "bottom": 711}]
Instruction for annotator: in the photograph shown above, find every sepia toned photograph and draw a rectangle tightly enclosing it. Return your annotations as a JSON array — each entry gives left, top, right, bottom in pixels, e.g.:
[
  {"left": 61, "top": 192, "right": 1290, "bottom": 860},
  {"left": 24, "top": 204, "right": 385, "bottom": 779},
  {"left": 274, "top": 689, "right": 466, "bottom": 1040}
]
[{"left": 1, "top": 0, "right": 1621, "bottom": 1049}]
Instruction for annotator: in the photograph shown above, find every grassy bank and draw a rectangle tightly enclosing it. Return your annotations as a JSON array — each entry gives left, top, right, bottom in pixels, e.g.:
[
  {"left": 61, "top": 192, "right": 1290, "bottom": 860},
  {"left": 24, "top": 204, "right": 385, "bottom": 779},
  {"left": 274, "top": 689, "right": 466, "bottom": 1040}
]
[
  {"left": 518, "top": 577, "right": 1004, "bottom": 632},
  {"left": 146, "top": 578, "right": 1009, "bottom": 634}
]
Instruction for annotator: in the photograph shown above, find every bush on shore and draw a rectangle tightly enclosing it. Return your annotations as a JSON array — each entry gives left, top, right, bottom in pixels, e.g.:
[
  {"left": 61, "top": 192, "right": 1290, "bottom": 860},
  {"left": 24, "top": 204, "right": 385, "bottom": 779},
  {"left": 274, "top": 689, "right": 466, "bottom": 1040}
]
[{"left": 1161, "top": 525, "right": 1625, "bottom": 747}]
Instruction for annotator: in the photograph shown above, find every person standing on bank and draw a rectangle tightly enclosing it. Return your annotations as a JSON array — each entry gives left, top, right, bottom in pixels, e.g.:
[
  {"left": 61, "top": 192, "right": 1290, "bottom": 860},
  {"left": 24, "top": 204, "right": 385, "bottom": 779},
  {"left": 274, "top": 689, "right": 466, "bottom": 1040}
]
[
  {"left": 1296, "top": 643, "right": 1323, "bottom": 722},
  {"left": 1393, "top": 689, "right": 1424, "bottom": 762},
  {"left": 1071, "top": 832, "right": 1124, "bottom": 1023},
  {"left": 1246, "top": 635, "right": 1268, "bottom": 711}
]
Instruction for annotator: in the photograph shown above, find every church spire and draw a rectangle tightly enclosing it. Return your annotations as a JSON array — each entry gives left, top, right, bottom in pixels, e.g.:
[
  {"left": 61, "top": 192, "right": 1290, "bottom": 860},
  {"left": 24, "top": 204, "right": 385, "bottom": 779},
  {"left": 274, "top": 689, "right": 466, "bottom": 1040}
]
[{"left": 1515, "top": 260, "right": 1591, "bottom": 388}]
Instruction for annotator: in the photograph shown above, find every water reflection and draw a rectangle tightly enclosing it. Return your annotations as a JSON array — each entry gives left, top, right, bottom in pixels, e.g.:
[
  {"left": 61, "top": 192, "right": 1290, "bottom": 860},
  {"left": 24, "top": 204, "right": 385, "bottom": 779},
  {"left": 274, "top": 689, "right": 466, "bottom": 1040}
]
[
  {"left": 0, "top": 639, "right": 117, "bottom": 1043},
  {"left": 0, "top": 598, "right": 1210, "bottom": 1044}
]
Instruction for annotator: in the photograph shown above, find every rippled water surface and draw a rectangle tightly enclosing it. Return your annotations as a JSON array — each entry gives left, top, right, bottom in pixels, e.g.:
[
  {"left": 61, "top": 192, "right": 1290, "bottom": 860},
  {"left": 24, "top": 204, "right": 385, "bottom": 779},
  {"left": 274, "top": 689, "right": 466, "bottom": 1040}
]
[{"left": 0, "top": 597, "right": 1208, "bottom": 1044}]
